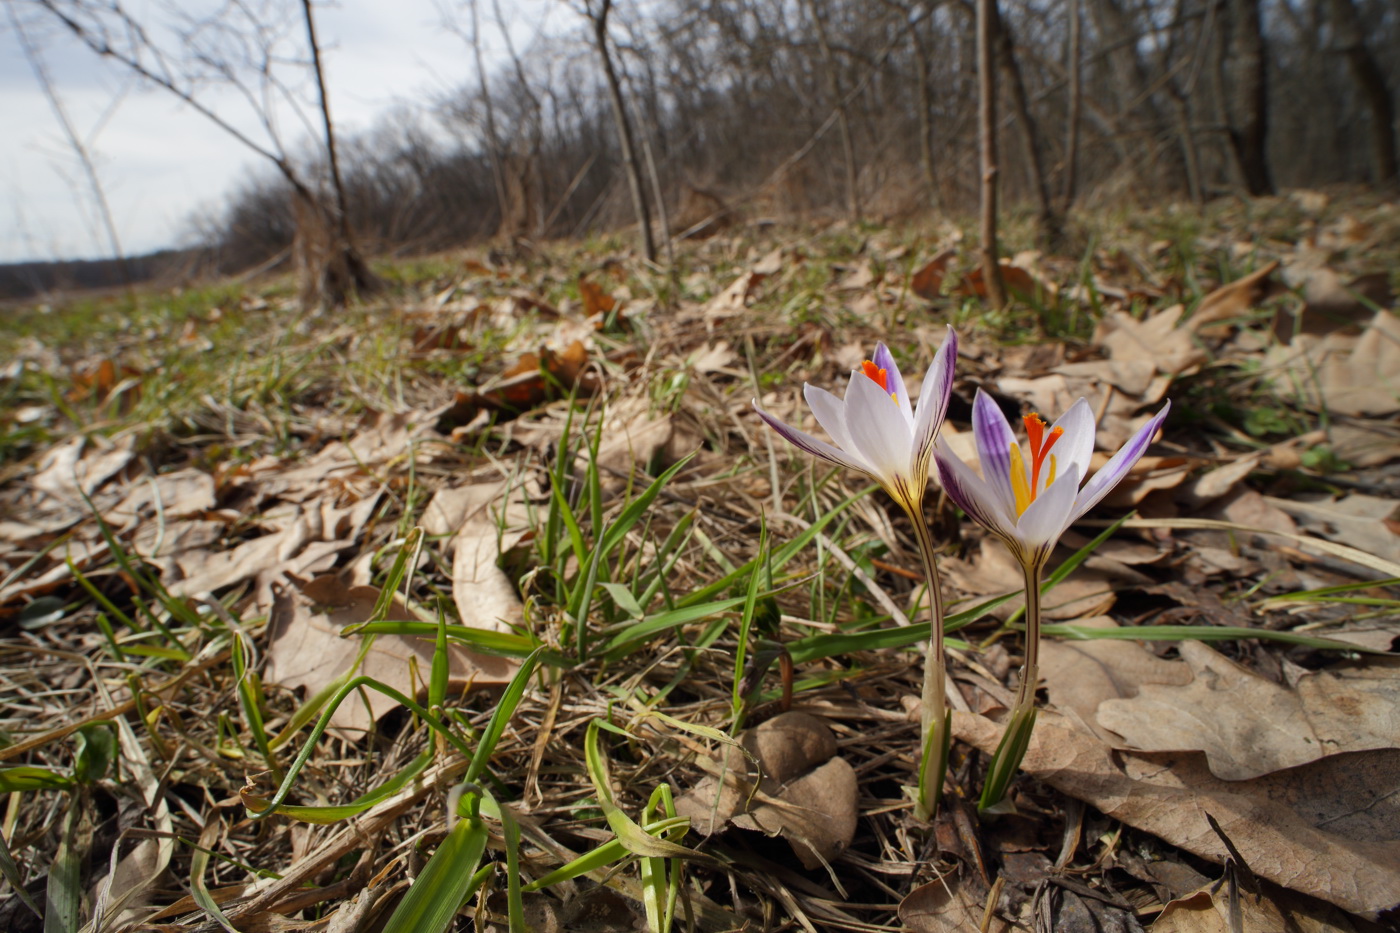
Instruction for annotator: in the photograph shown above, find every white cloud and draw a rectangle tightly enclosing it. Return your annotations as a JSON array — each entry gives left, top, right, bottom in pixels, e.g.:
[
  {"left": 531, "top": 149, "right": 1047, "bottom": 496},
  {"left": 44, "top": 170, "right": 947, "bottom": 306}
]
[{"left": 0, "top": 0, "right": 556, "bottom": 263}]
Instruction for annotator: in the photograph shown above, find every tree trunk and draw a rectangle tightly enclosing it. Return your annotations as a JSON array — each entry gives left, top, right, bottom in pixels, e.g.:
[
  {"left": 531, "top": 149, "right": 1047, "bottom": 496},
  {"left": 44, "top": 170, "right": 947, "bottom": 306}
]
[
  {"left": 990, "top": 0, "right": 1062, "bottom": 248},
  {"left": 1221, "top": 0, "right": 1274, "bottom": 195},
  {"left": 589, "top": 0, "right": 656, "bottom": 262},
  {"left": 1328, "top": 0, "right": 1397, "bottom": 184},
  {"left": 805, "top": 0, "right": 861, "bottom": 222},
  {"left": 1062, "top": 0, "right": 1081, "bottom": 212},
  {"left": 908, "top": 4, "right": 941, "bottom": 211},
  {"left": 977, "top": 0, "right": 1006, "bottom": 309},
  {"left": 300, "top": 0, "right": 378, "bottom": 307},
  {"left": 467, "top": 0, "right": 511, "bottom": 236}
]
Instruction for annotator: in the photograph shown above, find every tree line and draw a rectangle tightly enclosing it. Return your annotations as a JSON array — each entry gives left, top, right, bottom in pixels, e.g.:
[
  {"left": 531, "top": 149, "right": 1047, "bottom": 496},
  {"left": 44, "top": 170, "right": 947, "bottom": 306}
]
[{"left": 21, "top": 0, "right": 1400, "bottom": 305}]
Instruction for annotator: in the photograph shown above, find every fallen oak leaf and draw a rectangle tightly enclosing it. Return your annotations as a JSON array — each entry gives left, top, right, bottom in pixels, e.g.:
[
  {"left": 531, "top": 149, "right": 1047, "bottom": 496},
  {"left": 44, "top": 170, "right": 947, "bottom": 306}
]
[
  {"left": 952, "top": 709, "right": 1400, "bottom": 920},
  {"left": 1186, "top": 261, "right": 1284, "bottom": 334},
  {"left": 263, "top": 575, "right": 519, "bottom": 734},
  {"left": 1095, "top": 641, "right": 1400, "bottom": 780}
]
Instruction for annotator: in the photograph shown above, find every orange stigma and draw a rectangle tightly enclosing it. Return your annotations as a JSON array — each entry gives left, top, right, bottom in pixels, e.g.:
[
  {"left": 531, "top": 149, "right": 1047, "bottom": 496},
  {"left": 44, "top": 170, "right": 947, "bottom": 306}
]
[
  {"left": 1022, "top": 413, "right": 1064, "bottom": 493},
  {"left": 861, "top": 360, "right": 889, "bottom": 392}
]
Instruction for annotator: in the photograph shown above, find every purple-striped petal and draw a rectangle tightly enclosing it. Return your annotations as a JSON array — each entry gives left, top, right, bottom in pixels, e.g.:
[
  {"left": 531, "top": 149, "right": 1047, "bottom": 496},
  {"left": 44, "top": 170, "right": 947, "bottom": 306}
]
[
  {"left": 845, "top": 372, "right": 914, "bottom": 484},
  {"left": 972, "top": 390, "right": 1019, "bottom": 517},
  {"left": 805, "top": 383, "right": 858, "bottom": 454},
  {"left": 935, "top": 438, "right": 1021, "bottom": 545},
  {"left": 871, "top": 342, "right": 915, "bottom": 428},
  {"left": 1071, "top": 401, "right": 1171, "bottom": 522},
  {"left": 912, "top": 327, "right": 957, "bottom": 471},
  {"left": 753, "top": 400, "right": 872, "bottom": 476},
  {"left": 1045, "top": 398, "right": 1096, "bottom": 495}
]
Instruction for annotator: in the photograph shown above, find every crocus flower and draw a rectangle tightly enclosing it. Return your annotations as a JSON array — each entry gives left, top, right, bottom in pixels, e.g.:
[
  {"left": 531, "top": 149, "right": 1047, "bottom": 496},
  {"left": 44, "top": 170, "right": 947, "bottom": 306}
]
[
  {"left": 935, "top": 391, "right": 1170, "bottom": 572},
  {"left": 753, "top": 327, "right": 957, "bottom": 819},
  {"left": 934, "top": 389, "right": 1169, "bottom": 810},
  {"left": 752, "top": 330, "right": 957, "bottom": 515}
]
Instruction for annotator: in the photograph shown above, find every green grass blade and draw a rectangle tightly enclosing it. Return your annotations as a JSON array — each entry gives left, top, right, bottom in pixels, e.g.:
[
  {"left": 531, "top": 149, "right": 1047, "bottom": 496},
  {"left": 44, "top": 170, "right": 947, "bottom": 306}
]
[
  {"left": 0, "top": 827, "right": 41, "bottom": 919},
  {"left": 603, "top": 596, "right": 751, "bottom": 660},
  {"left": 379, "top": 812, "right": 489, "bottom": 933},
  {"left": 466, "top": 648, "right": 542, "bottom": 784}
]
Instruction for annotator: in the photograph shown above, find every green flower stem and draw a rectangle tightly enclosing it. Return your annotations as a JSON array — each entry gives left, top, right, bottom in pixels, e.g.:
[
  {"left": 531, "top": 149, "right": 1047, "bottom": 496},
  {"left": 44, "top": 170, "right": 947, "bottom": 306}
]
[
  {"left": 1012, "top": 558, "right": 1043, "bottom": 714},
  {"left": 979, "top": 557, "right": 1046, "bottom": 811},
  {"left": 909, "top": 509, "right": 950, "bottom": 821}
]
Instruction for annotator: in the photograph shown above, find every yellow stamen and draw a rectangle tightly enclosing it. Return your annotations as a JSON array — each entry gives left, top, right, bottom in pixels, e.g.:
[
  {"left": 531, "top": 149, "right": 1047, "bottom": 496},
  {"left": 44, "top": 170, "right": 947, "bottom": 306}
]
[
  {"left": 1009, "top": 443, "right": 1031, "bottom": 515},
  {"left": 1046, "top": 453, "right": 1057, "bottom": 489}
]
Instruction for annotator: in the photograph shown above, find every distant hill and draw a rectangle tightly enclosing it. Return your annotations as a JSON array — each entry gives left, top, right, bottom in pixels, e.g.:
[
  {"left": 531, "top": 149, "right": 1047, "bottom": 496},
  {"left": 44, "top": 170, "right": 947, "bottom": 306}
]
[{"left": 0, "top": 249, "right": 208, "bottom": 302}]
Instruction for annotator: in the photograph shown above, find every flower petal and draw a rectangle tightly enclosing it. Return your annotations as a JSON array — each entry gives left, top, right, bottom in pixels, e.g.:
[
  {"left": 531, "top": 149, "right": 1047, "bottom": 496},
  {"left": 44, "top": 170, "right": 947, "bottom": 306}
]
[
  {"left": 1046, "top": 398, "right": 1096, "bottom": 493},
  {"left": 972, "top": 390, "right": 1019, "bottom": 517},
  {"left": 753, "top": 400, "right": 872, "bottom": 476},
  {"left": 872, "top": 342, "right": 915, "bottom": 428},
  {"left": 912, "top": 327, "right": 957, "bottom": 473},
  {"left": 1071, "top": 402, "right": 1171, "bottom": 522},
  {"left": 1014, "top": 463, "right": 1082, "bottom": 563},
  {"left": 845, "top": 372, "right": 915, "bottom": 485},
  {"left": 805, "top": 383, "right": 859, "bottom": 454},
  {"left": 935, "top": 438, "right": 1021, "bottom": 545}
]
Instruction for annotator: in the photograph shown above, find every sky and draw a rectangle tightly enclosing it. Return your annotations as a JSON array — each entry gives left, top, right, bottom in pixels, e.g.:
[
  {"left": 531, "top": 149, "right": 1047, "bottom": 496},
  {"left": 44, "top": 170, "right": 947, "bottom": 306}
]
[{"left": 0, "top": 1, "right": 557, "bottom": 264}]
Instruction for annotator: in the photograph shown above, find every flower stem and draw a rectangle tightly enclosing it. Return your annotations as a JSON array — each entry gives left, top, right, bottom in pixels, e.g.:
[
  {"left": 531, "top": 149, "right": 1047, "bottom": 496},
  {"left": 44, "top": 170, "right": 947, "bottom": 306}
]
[
  {"left": 909, "top": 509, "right": 950, "bottom": 821},
  {"left": 978, "top": 557, "right": 1045, "bottom": 811},
  {"left": 1013, "top": 559, "right": 1043, "bottom": 714}
]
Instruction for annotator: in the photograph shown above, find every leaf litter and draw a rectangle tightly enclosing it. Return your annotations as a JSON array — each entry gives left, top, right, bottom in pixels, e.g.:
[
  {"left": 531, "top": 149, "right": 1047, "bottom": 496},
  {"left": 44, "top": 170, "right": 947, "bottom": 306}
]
[{"left": 0, "top": 196, "right": 1398, "bottom": 931}]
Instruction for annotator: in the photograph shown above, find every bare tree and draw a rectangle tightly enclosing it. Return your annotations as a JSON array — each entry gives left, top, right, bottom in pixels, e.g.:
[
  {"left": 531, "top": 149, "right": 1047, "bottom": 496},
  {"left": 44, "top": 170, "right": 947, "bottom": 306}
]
[
  {"left": 1062, "top": 0, "right": 1082, "bottom": 212},
  {"left": 803, "top": 0, "right": 861, "bottom": 222},
  {"left": 1327, "top": 0, "right": 1396, "bottom": 185},
  {"left": 579, "top": 0, "right": 656, "bottom": 262},
  {"left": 985, "top": 0, "right": 1062, "bottom": 246},
  {"left": 299, "top": 0, "right": 378, "bottom": 306},
  {"left": 8, "top": 4, "right": 131, "bottom": 290},
  {"left": 977, "top": 0, "right": 1006, "bottom": 308},
  {"left": 1219, "top": 0, "right": 1274, "bottom": 195},
  {"left": 31, "top": 0, "right": 377, "bottom": 308}
]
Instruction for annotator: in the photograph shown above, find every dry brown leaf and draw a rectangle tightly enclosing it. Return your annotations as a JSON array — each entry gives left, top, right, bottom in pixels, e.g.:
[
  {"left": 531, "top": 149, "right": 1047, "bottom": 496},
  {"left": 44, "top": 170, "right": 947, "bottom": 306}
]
[
  {"left": 676, "top": 711, "right": 856, "bottom": 868},
  {"left": 1152, "top": 881, "right": 1361, "bottom": 933},
  {"left": 578, "top": 277, "right": 617, "bottom": 317},
  {"left": 1328, "top": 420, "right": 1400, "bottom": 467},
  {"left": 1041, "top": 617, "right": 1194, "bottom": 743},
  {"left": 264, "top": 576, "right": 519, "bottom": 733},
  {"left": 577, "top": 397, "right": 674, "bottom": 495},
  {"left": 1267, "top": 493, "right": 1400, "bottom": 566},
  {"left": 107, "top": 468, "right": 217, "bottom": 528},
  {"left": 910, "top": 248, "right": 956, "bottom": 300},
  {"left": 440, "top": 342, "right": 597, "bottom": 431},
  {"left": 1186, "top": 261, "right": 1283, "bottom": 333},
  {"left": 953, "top": 710, "right": 1400, "bottom": 919},
  {"left": 899, "top": 873, "right": 1007, "bottom": 933},
  {"left": 448, "top": 482, "right": 531, "bottom": 632},
  {"left": 1093, "top": 305, "right": 1207, "bottom": 377},
  {"left": 259, "top": 411, "right": 438, "bottom": 503},
  {"left": 941, "top": 538, "right": 1119, "bottom": 621},
  {"left": 1175, "top": 453, "right": 1262, "bottom": 510},
  {"left": 1099, "top": 455, "right": 1193, "bottom": 507},
  {"left": 835, "top": 260, "right": 876, "bottom": 291},
  {"left": 169, "top": 515, "right": 317, "bottom": 598},
  {"left": 960, "top": 260, "right": 1042, "bottom": 301},
  {"left": 735, "top": 757, "right": 858, "bottom": 870},
  {"left": 32, "top": 435, "right": 134, "bottom": 500},
  {"left": 1094, "top": 641, "right": 1400, "bottom": 780},
  {"left": 1263, "top": 310, "right": 1400, "bottom": 415},
  {"left": 702, "top": 269, "right": 768, "bottom": 325}
]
